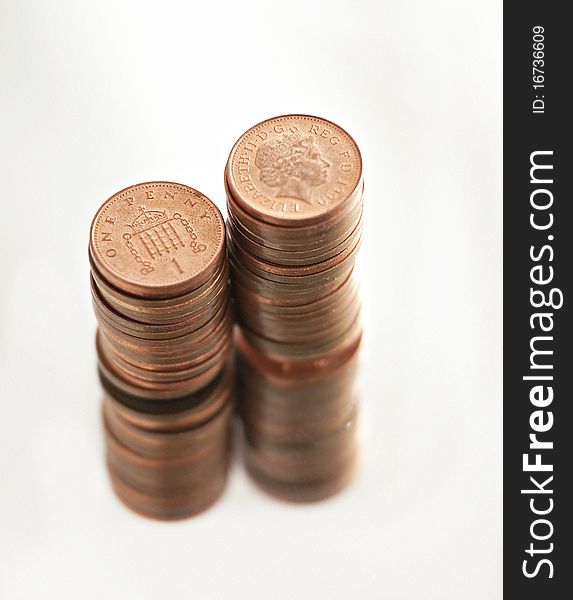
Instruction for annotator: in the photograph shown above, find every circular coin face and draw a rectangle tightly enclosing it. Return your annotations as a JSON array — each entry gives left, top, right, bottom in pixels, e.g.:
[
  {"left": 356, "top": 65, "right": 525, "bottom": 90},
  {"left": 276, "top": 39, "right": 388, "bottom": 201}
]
[
  {"left": 90, "top": 182, "right": 225, "bottom": 297},
  {"left": 226, "top": 115, "right": 362, "bottom": 226}
]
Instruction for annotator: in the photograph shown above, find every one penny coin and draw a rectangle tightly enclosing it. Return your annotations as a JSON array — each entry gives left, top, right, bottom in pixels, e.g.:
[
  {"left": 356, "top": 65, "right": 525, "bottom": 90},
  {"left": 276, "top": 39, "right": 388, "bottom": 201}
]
[{"left": 90, "top": 182, "right": 225, "bottom": 298}]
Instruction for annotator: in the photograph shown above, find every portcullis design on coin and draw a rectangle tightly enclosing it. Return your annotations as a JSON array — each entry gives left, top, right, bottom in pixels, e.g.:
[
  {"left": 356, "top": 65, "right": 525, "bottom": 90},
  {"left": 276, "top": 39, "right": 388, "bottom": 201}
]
[{"left": 90, "top": 182, "right": 225, "bottom": 298}]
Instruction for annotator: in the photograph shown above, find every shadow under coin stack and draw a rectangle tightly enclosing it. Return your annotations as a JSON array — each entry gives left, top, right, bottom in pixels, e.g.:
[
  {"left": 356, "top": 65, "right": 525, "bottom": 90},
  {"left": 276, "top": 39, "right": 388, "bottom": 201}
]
[
  {"left": 89, "top": 182, "right": 233, "bottom": 520},
  {"left": 225, "top": 115, "right": 364, "bottom": 502}
]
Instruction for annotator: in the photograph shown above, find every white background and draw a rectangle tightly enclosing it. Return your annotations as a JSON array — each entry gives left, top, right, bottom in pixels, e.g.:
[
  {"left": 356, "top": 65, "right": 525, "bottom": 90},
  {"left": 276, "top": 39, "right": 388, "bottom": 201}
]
[{"left": 0, "top": 1, "right": 502, "bottom": 598}]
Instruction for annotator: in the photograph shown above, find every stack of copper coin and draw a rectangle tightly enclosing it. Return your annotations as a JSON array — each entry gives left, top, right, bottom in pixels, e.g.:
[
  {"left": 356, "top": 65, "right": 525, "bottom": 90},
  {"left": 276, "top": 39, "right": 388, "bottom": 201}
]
[
  {"left": 225, "top": 115, "right": 363, "bottom": 502},
  {"left": 89, "top": 181, "right": 233, "bottom": 519}
]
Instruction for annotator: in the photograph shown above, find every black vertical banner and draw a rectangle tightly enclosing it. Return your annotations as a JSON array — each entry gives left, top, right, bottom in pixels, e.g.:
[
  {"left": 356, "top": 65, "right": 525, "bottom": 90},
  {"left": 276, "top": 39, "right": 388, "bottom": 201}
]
[{"left": 504, "top": 2, "right": 572, "bottom": 599}]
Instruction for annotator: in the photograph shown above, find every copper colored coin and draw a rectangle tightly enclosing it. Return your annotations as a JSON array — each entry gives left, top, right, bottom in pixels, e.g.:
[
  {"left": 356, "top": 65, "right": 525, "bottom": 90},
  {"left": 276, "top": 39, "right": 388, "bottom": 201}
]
[
  {"left": 99, "top": 357, "right": 234, "bottom": 430},
  {"left": 226, "top": 206, "right": 364, "bottom": 266},
  {"left": 239, "top": 314, "right": 361, "bottom": 360},
  {"left": 104, "top": 400, "right": 232, "bottom": 460},
  {"left": 105, "top": 426, "right": 229, "bottom": 488},
  {"left": 98, "top": 351, "right": 231, "bottom": 399},
  {"left": 97, "top": 335, "right": 229, "bottom": 399},
  {"left": 235, "top": 324, "right": 361, "bottom": 382},
  {"left": 101, "top": 360, "right": 233, "bottom": 520},
  {"left": 105, "top": 420, "right": 231, "bottom": 491},
  {"left": 244, "top": 444, "right": 357, "bottom": 504},
  {"left": 238, "top": 359, "right": 358, "bottom": 442},
  {"left": 95, "top": 301, "right": 231, "bottom": 359},
  {"left": 239, "top": 343, "right": 360, "bottom": 502},
  {"left": 236, "top": 298, "right": 360, "bottom": 348},
  {"left": 90, "top": 182, "right": 225, "bottom": 298},
  {"left": 226, "top": 115, "right": 362, "bottom": 227},
  {"left": 225, "top": 177, "right": 364, "bottom": 249},
  {"left": 231, "top": 267, "right": 358, "bottom": 311},
  {"left": 244, "top": 425, "right": 357, "bottom": 484},
  {"left": 95, "top": 315, "right": 231, "bottom": 368},
  {"left": 91, "top": 278, "right": 230, "bottom": 341},
  {"left": 107, "top": 459, "right": 229, "bottom": 521},
  {"left": 229, "top": 252, "right": 356, "bottom": 304},
  {"left": 99, "top": 330, "right": 233, "bottom": 381},
  {"left": 238, "top": 275, "right": 359, "bottom": 325},
  {"left": 229, "top": 227, "right": 362, "bottom": 282},
  {"left": 90, "top": 252, "right": 229, "bottom": 322}
]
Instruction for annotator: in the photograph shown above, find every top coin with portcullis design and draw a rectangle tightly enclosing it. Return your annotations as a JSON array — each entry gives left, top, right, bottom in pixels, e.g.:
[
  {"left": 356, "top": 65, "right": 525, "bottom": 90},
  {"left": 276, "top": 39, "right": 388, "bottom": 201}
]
[{"left": 89, "top": 182, "right": 225, "bottom": 298}]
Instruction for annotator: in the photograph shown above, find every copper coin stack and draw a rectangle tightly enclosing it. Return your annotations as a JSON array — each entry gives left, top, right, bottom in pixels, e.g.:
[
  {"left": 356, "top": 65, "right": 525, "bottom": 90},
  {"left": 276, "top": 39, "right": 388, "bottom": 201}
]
[
  {"left": 225, "top": 115, "right": 363, "bottom": 502},
  {"left": 89, "top": 182, "right": 233, "bottom": 520}
]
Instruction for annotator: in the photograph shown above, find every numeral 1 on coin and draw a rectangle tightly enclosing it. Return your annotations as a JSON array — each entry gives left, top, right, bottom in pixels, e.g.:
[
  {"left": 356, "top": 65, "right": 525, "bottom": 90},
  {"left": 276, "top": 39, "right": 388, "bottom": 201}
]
[{"left": 171, "top": 258, "right": 184, "bottom": 274}]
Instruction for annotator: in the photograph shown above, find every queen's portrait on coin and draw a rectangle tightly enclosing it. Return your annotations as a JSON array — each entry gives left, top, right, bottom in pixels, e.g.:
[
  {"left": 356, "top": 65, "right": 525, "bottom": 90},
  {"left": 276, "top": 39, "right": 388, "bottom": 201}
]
[{"left": 255, "top": 133, "right": 330, "bottom": 204}]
